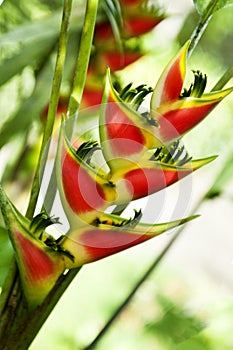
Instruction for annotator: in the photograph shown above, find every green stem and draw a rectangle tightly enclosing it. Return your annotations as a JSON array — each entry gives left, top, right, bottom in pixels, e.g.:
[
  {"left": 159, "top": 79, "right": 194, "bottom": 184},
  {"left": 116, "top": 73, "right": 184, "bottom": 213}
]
[
  {"left": 212, "top": 65, "right": 233, "bottom": 91},
  {"left": 0, "top": 259, "right": 17, "bottom": 317},
  {"left": 67, "top": 0, "right": 99, "bottom": 119},
  {"left": 1, "top": 268, "right": 81, "bottom": 350},
  {"left": 43, "top": 0, "right": 99, "bottom": 212},
  {"left": 0, "top": 186, "right": 22, "bottom": 342},
  {"left": 26, "top": 0, "right": 73, "bottom": 220},
  {"left": 188, "top": 0, "right": 221, "bottom": 57}
]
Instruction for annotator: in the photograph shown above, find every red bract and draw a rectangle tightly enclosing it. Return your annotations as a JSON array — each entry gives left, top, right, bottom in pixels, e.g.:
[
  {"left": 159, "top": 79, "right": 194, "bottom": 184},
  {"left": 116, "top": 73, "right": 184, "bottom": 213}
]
[
  {"left": 1, "top": 192, "right": 65, "bottom": 307},
  {"left": 62, "top": 215, "right": 197, "bottom": 267},
  {"left": 119, "top": 0, "right": 143, "bottom": 5},
  {"left": 94, "top": 21, "right": 114, "bottom": 43},
  {"left": 57, "top": 126, "right": 116, "bottom": 229},
  {"left": 101, "top": 50, "right": 143, "bottom": 71},
  {"left": 112, "top": 157, "right": 216, "bottom": 203},
  {"left": 81, "top": 86, "right": 103, "bottom": 108},
  {"left": 151, "top": 42, "right": 233, "bottom": 142},
  {"left": 124, "top": 16, "right": 162, "bottom": 37}
]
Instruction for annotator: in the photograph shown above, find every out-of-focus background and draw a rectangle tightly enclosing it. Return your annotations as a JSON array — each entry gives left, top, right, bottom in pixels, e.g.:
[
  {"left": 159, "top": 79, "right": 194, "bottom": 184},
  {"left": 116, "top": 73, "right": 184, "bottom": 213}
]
[{"left": 0, "top": 0, "right": 233, "bottom": 349}]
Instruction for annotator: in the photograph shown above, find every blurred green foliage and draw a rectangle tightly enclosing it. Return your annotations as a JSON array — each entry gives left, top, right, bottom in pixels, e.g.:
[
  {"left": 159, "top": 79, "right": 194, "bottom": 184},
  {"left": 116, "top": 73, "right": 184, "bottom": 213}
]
[{"left": 145, "top": 294, "right": 205, "bottom": 345}]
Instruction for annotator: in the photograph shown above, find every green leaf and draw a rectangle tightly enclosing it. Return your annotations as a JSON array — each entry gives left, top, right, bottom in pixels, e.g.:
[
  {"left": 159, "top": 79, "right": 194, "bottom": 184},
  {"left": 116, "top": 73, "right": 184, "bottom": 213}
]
[
  {"left": 0, "top": 11, "right": 61, "bottom": 47},
  {"left": 0, "top": 226, "right": 14, "bottom": 287},
  {"left": 0, "top": 36, "right": 57, "bottom": 87},
  {"left": 0, "top": 12, "right": 61, "bottom": 86},
  {"left": 193, "top": 0, "right": 233, "bottom": 16},
  {"left": 0, "top": 54, "right": 56, "bottom": 149}
]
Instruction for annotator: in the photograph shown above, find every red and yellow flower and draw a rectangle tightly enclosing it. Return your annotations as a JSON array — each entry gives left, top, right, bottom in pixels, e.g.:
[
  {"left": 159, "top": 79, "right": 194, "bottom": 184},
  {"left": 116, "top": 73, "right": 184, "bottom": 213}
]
[{"left": 54, "top": 42, "right": 232, "bottom": 269}]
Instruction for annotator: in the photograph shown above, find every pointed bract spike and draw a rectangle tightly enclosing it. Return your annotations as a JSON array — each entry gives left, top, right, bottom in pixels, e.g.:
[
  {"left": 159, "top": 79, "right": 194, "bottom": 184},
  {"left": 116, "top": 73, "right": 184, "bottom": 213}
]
[
  {"left": 151, "top": 41, "right": 189, "bottom": 110},
  {"left": 154, "top": 89, "right": 232, "bottom": 142},
  {"left": 189, "top": 155, "right": 217, "bottom": 170},
  {"left": 61, "top": 215, "right": 198, "bottom": 267},
  {"left": 202, "top": 86, "right": 233, "bottom": 100}
]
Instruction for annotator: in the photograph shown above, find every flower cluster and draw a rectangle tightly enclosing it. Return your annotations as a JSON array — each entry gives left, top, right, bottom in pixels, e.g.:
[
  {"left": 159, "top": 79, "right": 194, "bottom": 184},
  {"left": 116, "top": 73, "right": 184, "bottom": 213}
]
[
  {"left": 5, "top": 42, "right": 232, "bottom": 307},
  {"left": 56, "top": 42, "right": 232, "bottom": 268}
]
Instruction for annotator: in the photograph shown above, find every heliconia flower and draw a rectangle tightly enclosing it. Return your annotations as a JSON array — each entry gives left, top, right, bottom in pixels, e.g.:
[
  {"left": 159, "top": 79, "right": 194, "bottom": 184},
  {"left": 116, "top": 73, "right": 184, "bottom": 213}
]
[
  {"left": 54, "top": 42, "right": 232, "bottom": 270},
  {"left": 61, "top": 213, "right": 197, "bottom": 267},
  {"left": 99, "top": 69, "right": 161, "bottom": 172},
  {"left": 56, "top": 124, "right": 116, "bottom": 229},
  {"left": 0, "top": 190, "right": 65, "bottom": 307},
  {"left": 150, "top": 42, "right": 233, "bottom": 142}
]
